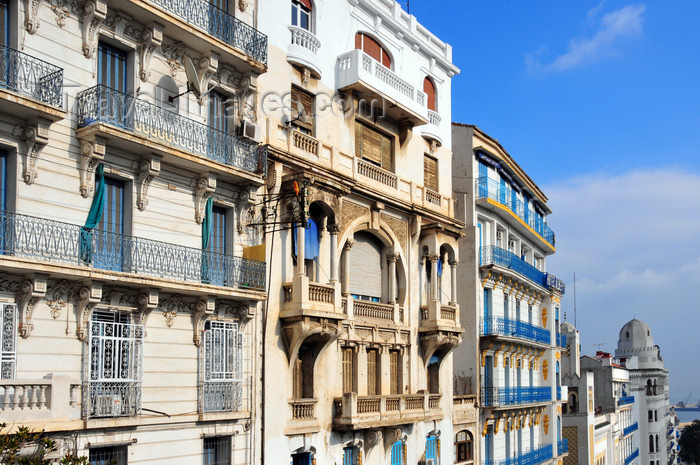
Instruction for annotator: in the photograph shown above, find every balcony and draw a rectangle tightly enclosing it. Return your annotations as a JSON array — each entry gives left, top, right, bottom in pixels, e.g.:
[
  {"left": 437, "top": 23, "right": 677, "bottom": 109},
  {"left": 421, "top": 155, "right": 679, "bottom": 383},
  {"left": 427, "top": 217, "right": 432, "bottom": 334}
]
[
  {"left": 336, "top": 49, "right": 429, "bottom": 126},
  {"left": 419, "top": 301, "right": 463, "bottom": 362},
  {"left": 201, "top": 381, "right": 242, "bottom": 413},
  {"left": 333, "top": 392, "right": 442, "bottom": 430},
  {"left": 107, "top": 0, "right": 267, "bottom": 69},
  {"left": 624, "top": 448, "right": 639, "bottom": 465},
  {"left": 76, "top": 85, "right": 267, "bottom": 179},
  {"left": 623, "top": 422, "right": 639, "bottom": 436},
  {"left": 618, "top": 395, "right": 635, "bottom": 406},
  {"left": 453, "top": 395, "right": 477, "bottom": 424},
  {"left": 420, "top": 109, "right": 443, "bottom": 145},
  {"left": 0, "top": 210, "right": 266, "bottom": 291},
  {"left": 557, "top": 439, "right": 569, "bottom": 456},
  {"left": 476, "top": 177, "right": 557, "bottom": 252},
  {"left": 484, "top": 444, "right": 553, "bottom": 465},
  {"left": 481, "top": 316, "right": 551, "bottom": 345},
  {"left": 557, "top": 385, "right": 567, "bottom": 401},
  {"left": 0, "top": 376, "right": 82, "bottom": 433},
  {"left": 287, "top": 26, "right": 321, "bottom": 78},
  {"left": 343, "top": 297, "right": 402, "bottom": 325},
  {"left": 356, "top": 157, "right": 398, "bottom": 189},
  {"left": 481, "top": 386, "right": 552, "bottom": 407},
  {"left": 282, "top": 276, "right": 343, "bottom": 320},
  {"left": 0, "top": 44, "right": 64, "bottom": 120},
  {"left": 481, "top": 246, "right": 565, "bottom": 294}
]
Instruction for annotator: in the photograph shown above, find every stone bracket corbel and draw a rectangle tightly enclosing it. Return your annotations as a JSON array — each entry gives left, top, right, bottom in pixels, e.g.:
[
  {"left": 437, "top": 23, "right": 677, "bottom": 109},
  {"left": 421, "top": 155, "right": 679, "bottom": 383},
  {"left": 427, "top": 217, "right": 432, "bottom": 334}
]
[
  {"left": 193, "top": 296, "right": 216, "bottom": 346},
  {"left": 194, "top": 173, "right": 216, "bottom": 224},
  {"left": 139, "top": 23, "right": 164, "bottom": 82},
  {"left": 383, "top": 427, "right": 402, "bottom": 454},
  {"left": 82, "top": 0, "right": 108, "bottom": 58},
  {"left": 76, "top": 282, "right": 103, "bottom": 341},
  {"left": 16, "top": 274, "right": 48, "bottom": 338},
  {"left": 79, "top": 136, "right": 106, "bottom": 198},
  {"left": 196, "top": 52, "right": 219, "bottom": 104},
  {"left": 135, "top": 155, "right": 161, "bottom": 211},
  {"left": 12, "top": 119, "right": 50, "bottom": 185},
  {"left": 137, "top": 288, "right": 159, "bottom": 328},
  {"left": 24, "top": 0, "right": 42, "bottom": 33},
  {"left": 233, "top": 187, "right": 256, "bottom": 233},
  {"left": 217, "top": 301, "right": 254, "bottom": 325}
]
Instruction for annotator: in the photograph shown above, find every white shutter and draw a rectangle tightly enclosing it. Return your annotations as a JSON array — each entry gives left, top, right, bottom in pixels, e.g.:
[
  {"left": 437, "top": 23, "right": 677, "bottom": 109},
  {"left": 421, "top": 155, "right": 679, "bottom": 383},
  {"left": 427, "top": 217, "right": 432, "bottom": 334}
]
[
  {"left": 1, "top": 303, "right": 17, "bottom": 379},
  {"left": 349, "top": 233, "right": 383, "bottom": 299}
]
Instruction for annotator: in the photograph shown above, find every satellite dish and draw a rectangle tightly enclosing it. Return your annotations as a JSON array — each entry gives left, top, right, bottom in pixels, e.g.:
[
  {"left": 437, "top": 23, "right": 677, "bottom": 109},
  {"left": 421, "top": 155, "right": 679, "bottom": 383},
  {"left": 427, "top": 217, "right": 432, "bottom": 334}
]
[{"left": 184, "top": 56, "right": 202, "bottom": 97}]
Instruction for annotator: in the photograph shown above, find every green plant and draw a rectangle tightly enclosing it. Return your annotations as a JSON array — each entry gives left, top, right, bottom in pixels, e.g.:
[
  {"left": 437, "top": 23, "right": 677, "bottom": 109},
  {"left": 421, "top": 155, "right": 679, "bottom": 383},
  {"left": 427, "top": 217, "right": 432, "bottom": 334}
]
[{"left": 0, "top": 423, "right": 89, "bottom": 465}]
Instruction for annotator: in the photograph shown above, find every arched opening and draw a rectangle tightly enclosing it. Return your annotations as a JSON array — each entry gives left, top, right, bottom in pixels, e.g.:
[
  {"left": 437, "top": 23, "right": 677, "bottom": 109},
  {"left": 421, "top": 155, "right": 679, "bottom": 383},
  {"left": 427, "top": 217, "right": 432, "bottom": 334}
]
[
  {"left": 291, "top": 0, "right": 312, "bottom": 31},
  {"left": 423, "top": 77, "right": 437, "bottom": 111},
  {"left": 427, "top": 355, "right": 440, "bottom": 394},
  {"left": 649, "top": 434, "right": 654, "bottom": 453},
  {"left": 156, "top": 75, "right": 179, "bottom": 112},
  {"left": 646, "top": 379, "right": 653, "bottom": 396},
  {"left": 455, "top": 430, "right": 473, "bottom": 463},
  {"left": 355, "top": 32, "right": 392, "bottom": 69},
  {"left": 292, "top": 200, "right": 337, "bottom": 283}
]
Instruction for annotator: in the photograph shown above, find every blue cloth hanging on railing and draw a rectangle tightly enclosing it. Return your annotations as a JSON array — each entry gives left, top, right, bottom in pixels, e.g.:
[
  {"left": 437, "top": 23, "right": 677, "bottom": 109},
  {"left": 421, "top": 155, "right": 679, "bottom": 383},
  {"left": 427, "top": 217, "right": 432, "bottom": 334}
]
[
  {"left": 201, "top": 197, "right": 213, "bottom": 283},
  {"left": 437, "top": 256, "right": 443, "bottom": 276},
  {"left": 293, "top": 218, "right": 319, "bottom": 260},
  {"left": 79, "top": 164, "right": 105, "bottom": 263}
]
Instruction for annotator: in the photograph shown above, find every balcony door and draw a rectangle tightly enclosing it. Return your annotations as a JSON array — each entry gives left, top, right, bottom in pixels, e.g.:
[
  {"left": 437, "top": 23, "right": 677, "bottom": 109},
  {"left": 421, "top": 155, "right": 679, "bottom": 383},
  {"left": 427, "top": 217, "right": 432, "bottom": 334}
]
[
  {"left": 98, "top": 43, "right": 127, "bottom": 91},
  {"left": 1, "top": 0, "right": 8, "bottom": 46},
  {"left": 208, "top": 91, "right": 229, "bottom": 159},
  {"left": 204, "top": 206, "right": 228, "bottom": 285},
  {"left": 94, "top": 178, "right": 125, "bottom": 272}
]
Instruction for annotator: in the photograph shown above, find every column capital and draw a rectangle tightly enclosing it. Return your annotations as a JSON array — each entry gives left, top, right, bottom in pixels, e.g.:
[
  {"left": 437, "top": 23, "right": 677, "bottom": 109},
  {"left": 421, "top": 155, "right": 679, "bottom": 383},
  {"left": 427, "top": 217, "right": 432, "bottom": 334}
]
[
  {"left": 386, "top": 252, "right": 399, "bottom": 263},
  {"left": 327, "top": 223, "right": 340, "bottom": 234},
  {"left": 344, "top": 239, "right": 355, "bottom": 251},
  {"left": 448, "top": 259, "right": 458, "bottom": 267}
]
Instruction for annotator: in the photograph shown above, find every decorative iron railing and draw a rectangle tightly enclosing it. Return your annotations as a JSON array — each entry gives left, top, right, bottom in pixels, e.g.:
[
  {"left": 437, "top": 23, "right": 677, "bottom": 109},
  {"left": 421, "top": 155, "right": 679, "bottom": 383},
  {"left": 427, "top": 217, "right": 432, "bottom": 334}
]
[
  {"left": 0, "top": 44, "right": 63, "bottom": 107},
  {"left": 148, "top": 0, "right": 267, "bottom": 64},
  {"left": 556, "top": 332, "right": 567, "bottom": 348},
  {"left": 623, "top": 422, "right": 639, "bottom": 436},
  {"left": 76, "top": 85, "right": 267, "bottom": 176},
  {"left": 557, "top": 439, "right": 569, "bottom": 455},
  {"left": 476, "top": 177, "right": 556, "bottom": 247},
  {"left": 624, "top": 448, "right": 639, "bottom": 465},
  {"left": 482, "top": 443, "right": 554, "bottom": 465},
  {"left": 289, "top": 26, "right": 320, "bottom": 54},
  {"left": 481, "top": 386, "right": 552, "bottom": 406},
  {"left": 480, "top": 245, "right": 564, "bottom": 293},
  {"left": 0, "top": 210, "right": 266, "bottom": 290},
  {"left": 201, "top": 381, "right": 242, "bottom": 413},
  {"left": 481, "top": 316, "right": 551, "bottom": 345},
  {"left": 618, "top": 395, "right": 635, "bottom": 406}
]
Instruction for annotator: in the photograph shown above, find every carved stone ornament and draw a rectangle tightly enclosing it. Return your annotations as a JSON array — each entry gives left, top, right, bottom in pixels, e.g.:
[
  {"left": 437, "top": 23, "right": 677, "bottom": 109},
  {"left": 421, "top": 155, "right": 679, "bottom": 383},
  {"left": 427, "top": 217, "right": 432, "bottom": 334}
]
[
  {"left": 238, "top": 74, "right": 257, "bottom": 122},
  {"left": 158, "top": 294, "right": 196, "bottom": 331},
  {"left": 383, "top": 428, "right": 402, "bottom": 454},
  {"left": 135, "top": 155, "right": 161, "bottom": 211},
  {"left": 76, "top": 282, "right": 103, "bottom": 341},
  {"left": 139, "top": 24, "right": 164, "bottom": 82},
  {"left": 49, "top": 0, "right": 70, "bottom": 27},
  {"left": 194, "top": 173, "right": 216, "bottom": 224},
  {"left": 12, "top": 120, "right": 50, "bottom": 185},
  {"left": 543, "top": 414, "right": 550, "bottom": 435},
  {"left": 81, "top": 0, "right": 107, "bottom": 58},
  {"left": 217, "top": 301, "right": 253, "bottom": 324},
  {"left": 24, "top": 0, "right": 43, "bottom": 33},
  {"left": 46, "top": 279, "right": 82, "bottom": 320},
  {"left": 16, "top": 275, "right": 48, "bottom": 338},
  {"left": 161, "top": 41, "right": 185, "bottom": 77},
  {"left": 238, "top": 0, "right": 246, "bottom": 12},
  {"left": 233, "top": 189, "right": 255, "bottom": 234},
  {"left": 197, "top": 53, "right": 219, "bottom": 104},
  {"left": 364, "top": 430, "right": 382, "bottom": 452},
  {"left": 193, "top": 296, "right": 216, "bottom": 346},
  {"left": 79, "top": 137, "right": 106, "bottom": 197}
]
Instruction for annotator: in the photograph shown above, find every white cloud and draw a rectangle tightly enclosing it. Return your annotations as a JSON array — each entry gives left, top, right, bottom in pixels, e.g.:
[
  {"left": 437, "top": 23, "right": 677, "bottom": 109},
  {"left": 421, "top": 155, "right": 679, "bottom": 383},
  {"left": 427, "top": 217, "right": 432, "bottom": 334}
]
[
  {"left": 543, "top": 168, "right": 700, "bottom": 402},
  {"left": 526, "top": 4, "right": 646, "bottom": 75}
]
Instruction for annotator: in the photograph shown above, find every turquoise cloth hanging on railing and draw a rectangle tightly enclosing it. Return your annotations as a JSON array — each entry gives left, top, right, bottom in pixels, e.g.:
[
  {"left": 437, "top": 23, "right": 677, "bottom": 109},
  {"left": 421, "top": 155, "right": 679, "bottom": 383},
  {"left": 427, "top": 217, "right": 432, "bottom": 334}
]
[
  {"left": 201, "top": 197, "right": 213, "bottom": 283},
  {"left": 79, "top": 164, "right": 105, "bottom": 263}
]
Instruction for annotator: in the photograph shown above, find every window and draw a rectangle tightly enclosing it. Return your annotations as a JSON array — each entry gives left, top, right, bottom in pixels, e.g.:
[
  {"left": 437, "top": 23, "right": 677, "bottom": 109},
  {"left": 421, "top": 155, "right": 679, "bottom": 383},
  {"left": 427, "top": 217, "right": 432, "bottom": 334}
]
[
  {"left": 202, "top": 321, "right": 243, "bottom": 412},
  {"left": 208, "top": 91, "right": 229, "bottom": 134},
  {"left": 425, "top": 435, "right": 437, "bottom": 461},
  {"left": 343, "top": 446, "right": 359, "bottom": 465},
  {"left": 291, "top": 86, "right": 314, "bottom": 134},
  {"left": 292, "top": 452, "right": 312, "bottom": 465},
  {"left": 0, "top": 147, "right": 6, "bottom": 212},
  {"left": 95, "top": 177, "right": 125, "bottom": 272},
  {"left": 203, "top": 436, "right": 231, "bottom": 465},
  {"left": 87, "top": 310, "right": 143, "bottom": 418},
  {"left": 355, "top": 32, "right": 391, "bottom": 68},
  {"left": 423, "top": 154, "right": 438, "bottom": 191},
  {"left": 1, "top": 0, "right": 9, "bottom": 46},
  {"left": 209, "top": 0, "right": 228, "bottom": 12},
  {"left": 367, "top": 348, "right": 379, "bottom": 395},
  {"left": 648, "top": 410, "right": 653, "bottom": 422},
  {"left": 390, "top": 349, "right": 400, "bottom": 394},
  {"left": 649, "top": 435, "right": 654, "bottom": 453},
  {"left": 355, "top": 122, "right": 392, "bottom": 171},
  {"left": 348, "top": 232, "right": 383, "bottom": 302},
  {"left": 423, "top": 77, "right": 437, "bottom": 111},
  {"left": 654, "top": 410, "right": 657, "bottom": 421},
  {"left": 390, "top": 440, "right": 404, "bottom": 465},
  {"left": 293, "top": 344, "right": 314, "bottom": 399},
  {"left": 291, "top": 0, "right": 311, "bottom": 31},
  {"left": 89, "top": 445, "right": 127, "bottom": 465},
  {"left": 427, "top": 355, "right": 439, "bottom": 394},
  {"left": 203, "top": 205, "right": 229, "bottom": 285},
  {"left": 455, "top": 430, "right": 473, "bottom": 462},
  {"left": 342, "top": 347, "right": 354, "bottom": 393},
  {"left": 1, "top": 303, "right": 17, "bottom": 379},
  {"left": 98, "top": 42, "right": 127, "bottom": 92}
]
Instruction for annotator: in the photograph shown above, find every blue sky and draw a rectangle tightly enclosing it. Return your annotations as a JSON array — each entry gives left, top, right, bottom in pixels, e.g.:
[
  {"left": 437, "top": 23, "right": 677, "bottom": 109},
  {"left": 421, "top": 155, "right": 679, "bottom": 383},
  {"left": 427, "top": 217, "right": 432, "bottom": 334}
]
[{"left": 410, "top": 1, "right": 700, "bottom": 403}]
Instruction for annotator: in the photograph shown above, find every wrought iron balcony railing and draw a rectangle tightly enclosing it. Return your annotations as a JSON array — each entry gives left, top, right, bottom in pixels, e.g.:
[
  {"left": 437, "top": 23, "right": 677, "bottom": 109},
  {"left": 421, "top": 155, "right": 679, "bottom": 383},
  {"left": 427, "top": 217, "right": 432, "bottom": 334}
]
[
  {"left": 476, "top": 177, "right": 556, "bottom": 248},
  {"left": 481, "top": 443, "right": 554, "bottom": 465},
  {"left": 481, "top": 246, "right": 564, "bottom": 294},
  {"left": 0, "top": 210, "right": 266, "bottom": 290},
  {"left": 619, "top": 395, "right": 635, "bottom": 406},
  {"left": 148, "top": 0, "right": 267, "bottom": 64},
  {"left": 481, "top": 386, "right": 552, "bottom": 407},
  {"left": 557, "top": 439, "right": 568, "bottom": 455},
  {"left": 76, "top": 85, "right": 267, "bottom": 177},
  {"left": 624, "top": 448, "right": 639, "bottom": 465},
  {"left": 481, "top": 316, "right": 551, "bottom": 345},
  {"left": 0, "top": 44, "right": 63, "bottom": 107},
  {"left": 201, "top": 381, "right": 242, "bottom": 413},
  {"left": 623, "top": 422, "right": 639, "bottom": 436}
]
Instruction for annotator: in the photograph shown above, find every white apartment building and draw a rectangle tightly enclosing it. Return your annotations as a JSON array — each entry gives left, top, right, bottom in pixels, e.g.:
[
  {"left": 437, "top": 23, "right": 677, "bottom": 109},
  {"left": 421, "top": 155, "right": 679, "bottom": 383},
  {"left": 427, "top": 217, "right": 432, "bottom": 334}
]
[
  {"left": 0, "top": 0, "right": 269, "bottom": 463},
  {"left": 615, "top": 319, "right": 670, "bottom": 465},
  {"left": 256, "top": 1, "right": 466, "bottom": 465},
  {"left": 452, "top": 124, "right": 567, "bottom": 465}
]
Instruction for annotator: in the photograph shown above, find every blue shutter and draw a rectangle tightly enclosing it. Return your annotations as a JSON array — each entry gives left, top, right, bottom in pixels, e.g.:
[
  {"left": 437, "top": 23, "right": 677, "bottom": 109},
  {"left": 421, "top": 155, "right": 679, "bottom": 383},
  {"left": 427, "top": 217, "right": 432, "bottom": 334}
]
[
  {"left": 425, "top": 436, "right": 437, "bottom": 461},
  {"left": 1, "top": 0, "right": 9, "bottom": 46},
  {"left": 98, "top": 43, "right": 127, "bottom": 92},
  {"left": 95, "top": 178, "right": 124, "bottom": 271},
  {"left": 391, "top": 441, "right": 403, "bottom": 465}
]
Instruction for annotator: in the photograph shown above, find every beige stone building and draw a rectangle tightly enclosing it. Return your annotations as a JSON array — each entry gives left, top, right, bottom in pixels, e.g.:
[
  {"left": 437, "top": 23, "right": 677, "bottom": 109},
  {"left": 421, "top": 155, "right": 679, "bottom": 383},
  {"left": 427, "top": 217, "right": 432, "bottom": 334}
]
[
  {"left": 256, "top": 0, "right": 466, "bottom": 464},
  {"left": 0, "top": 0, "right": 268, "bottom": 463}
]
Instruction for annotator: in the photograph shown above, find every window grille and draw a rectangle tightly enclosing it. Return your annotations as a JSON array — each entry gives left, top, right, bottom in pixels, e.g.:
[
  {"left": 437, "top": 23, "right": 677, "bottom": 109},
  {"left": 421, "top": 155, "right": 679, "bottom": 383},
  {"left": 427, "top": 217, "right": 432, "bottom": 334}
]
[
  {"left": 202, "top": 321, "right": 243, "bottom": 412},
  {"left": 89, "top": 445, "right": 128, "bottom": 465},
  {"left": 203, "top": 436, "right": 232, "bottom": 465},
  {"left": 86, "top": 310, "right": 143, "bottom": 418},
  {"left": 1, "top": 303, "right": 17, "bottom": 379}
]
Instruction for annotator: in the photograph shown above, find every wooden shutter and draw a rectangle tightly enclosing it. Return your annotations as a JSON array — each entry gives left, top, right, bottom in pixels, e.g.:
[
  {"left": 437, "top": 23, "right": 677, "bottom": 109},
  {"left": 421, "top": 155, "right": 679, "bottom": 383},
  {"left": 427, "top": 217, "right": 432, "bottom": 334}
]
[
  {"left": 423, "top": 77, "right": 436, "bottom": 111},
  {"left": 349, "top": 232, "right": 382, "bottom": 299},
  {"left": 291, "top": 86, "right": 314, "bottom": 122},
  {"left": 356, "top": 123, "right": 392, "bottom": 170},
  {"left": 342, "top": 348, "right": 353, "bottom": 393},
  {"left": 424, "top": 155, "right": 438, "bottom": 191},
  {"left": 367, "top": 349, "right": 377, "bottom": 395},
  {"left": 292, "top": 358, "right": 303, "bottom": 398},
  {"left": 390, "top": 350, "right": 399, "bottom": 394},
  {"left": 356, "top": 33, "right": 391, "bottom": 69},
  {"left": 297, "top": 0, "right": 312, "bottom": 9}
]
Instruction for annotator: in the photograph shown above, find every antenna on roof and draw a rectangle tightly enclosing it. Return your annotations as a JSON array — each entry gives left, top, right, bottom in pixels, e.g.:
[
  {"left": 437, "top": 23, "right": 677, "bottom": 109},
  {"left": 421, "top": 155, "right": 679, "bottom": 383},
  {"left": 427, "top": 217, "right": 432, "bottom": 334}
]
[{"left": 573, "top": 272, "right": 577, "bottom": 328}]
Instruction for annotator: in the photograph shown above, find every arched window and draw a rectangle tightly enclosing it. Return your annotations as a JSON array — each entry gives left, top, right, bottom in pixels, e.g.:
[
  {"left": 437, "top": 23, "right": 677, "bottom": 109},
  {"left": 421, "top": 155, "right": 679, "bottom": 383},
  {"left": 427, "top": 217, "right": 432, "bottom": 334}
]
[
  {"left": 455, "top": 430, "right": 473, "bottom": 462},
  {"left": 348, "top": 231, "right": 383, "bottom": 302},
  {"left": 291, "top": 0, "right": 312, "bottom": 31},
  {"left": 355, "top": 32, "right": 391, "bottom": 69},
  {"left": 423, "top": 77, "right": 437, "bottom": 111},
  {"left": 646, "top": 379, "right": 653, "bottom": 396},
  {"left": 655, "top": 435, "right": 659, "bottom": 452},
  {"left": 427, "top": 355, "right": 440, "bottom": 394},
  {"left": 649, "top": 434, "right": 654, "bottom": 452}
]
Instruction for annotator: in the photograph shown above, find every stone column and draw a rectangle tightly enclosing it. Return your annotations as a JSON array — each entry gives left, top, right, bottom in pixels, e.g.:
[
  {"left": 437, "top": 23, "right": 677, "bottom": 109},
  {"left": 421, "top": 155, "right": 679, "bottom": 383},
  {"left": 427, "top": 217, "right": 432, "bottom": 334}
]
[
  {"left": 329, "top": 224, "right": 339, "bottom": 283},
  {"left": 449, "top": 259, "right": 458, "bottom": 304},
  {"left": 296, "top": 221, "right": 305, "bottom": 276},
  {"left": 430, "top": 254, "right": 439, "bottom": 302},
  {"left": 342, "top": 239, "right": 354, "bottom": 296},
  {"left": 387, "top": 252, "right": 398, "bottom": 304}
]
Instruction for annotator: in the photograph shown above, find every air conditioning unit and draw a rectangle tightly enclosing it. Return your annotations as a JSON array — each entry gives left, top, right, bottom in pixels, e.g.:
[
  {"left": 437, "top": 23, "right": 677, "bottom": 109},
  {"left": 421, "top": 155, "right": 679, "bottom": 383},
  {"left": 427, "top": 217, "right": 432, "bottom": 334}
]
[
  {"left": 239, "top": 120, "right": 262, "bottom": 142},
  {"left": 96, "top": 394, "right": 121, "bottom": 416}
]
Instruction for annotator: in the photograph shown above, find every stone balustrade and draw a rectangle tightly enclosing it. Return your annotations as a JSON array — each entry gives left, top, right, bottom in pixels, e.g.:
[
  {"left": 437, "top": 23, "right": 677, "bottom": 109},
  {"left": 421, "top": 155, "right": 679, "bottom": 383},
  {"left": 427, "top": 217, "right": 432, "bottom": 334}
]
[{"left": 333, "top": 392, "right": 442, "bottom": 430}]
